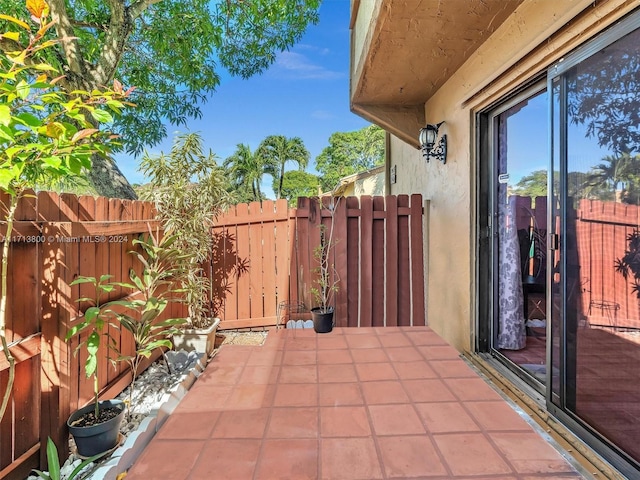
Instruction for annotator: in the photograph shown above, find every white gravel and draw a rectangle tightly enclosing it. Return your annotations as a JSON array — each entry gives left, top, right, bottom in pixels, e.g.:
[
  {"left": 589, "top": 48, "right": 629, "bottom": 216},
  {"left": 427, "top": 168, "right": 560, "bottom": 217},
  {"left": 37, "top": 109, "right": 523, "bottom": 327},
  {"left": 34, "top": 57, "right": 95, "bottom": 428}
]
[{"left": 26, "top": 350, "right": 202, "bottom": 480}]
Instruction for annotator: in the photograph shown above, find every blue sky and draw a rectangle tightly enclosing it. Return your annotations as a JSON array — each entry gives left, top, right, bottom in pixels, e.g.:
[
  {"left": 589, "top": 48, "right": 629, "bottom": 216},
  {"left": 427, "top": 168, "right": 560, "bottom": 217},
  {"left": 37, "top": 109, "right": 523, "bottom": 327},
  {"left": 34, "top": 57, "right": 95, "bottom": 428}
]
[{"left": 116, "top": 0, "right": 369, "bottom": 186}]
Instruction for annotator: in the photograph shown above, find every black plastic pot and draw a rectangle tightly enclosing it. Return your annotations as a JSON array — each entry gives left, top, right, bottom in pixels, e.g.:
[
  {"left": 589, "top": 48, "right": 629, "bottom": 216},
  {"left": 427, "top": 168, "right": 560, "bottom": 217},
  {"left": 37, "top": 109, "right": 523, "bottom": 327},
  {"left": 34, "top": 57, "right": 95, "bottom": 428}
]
[
  {"left": 311, "top": 307, "right": 334, "bottom": 333},
  {"left": 67, "top": 399, "right": 125, "bottom": 457}
]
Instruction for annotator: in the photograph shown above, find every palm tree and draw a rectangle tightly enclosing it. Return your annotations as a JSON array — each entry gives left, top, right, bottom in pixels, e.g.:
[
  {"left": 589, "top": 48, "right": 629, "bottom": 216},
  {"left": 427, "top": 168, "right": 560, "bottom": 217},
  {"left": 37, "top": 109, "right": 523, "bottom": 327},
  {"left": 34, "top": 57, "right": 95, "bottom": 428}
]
[
  {"left": 257, "top": 135, "right": 310, "bottom": 199},
  {"left": 224, "top": 143, "right": 276, "bottom": 202},
  {"left": 586, "top": 153, "right": 640, "bottom": 202}
]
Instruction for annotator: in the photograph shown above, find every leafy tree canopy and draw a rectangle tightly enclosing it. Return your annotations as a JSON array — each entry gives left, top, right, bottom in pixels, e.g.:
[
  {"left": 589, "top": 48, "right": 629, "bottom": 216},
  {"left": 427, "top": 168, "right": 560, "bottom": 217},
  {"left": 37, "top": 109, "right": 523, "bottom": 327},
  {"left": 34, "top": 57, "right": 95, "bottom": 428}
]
[
  {"left": 0, "top": 0, "right": 321, "bottom": 197},
  {"left": 257, "top": 135, "right": 309, "bottom": 200},
  {"left": 567, "top": 28, "right": 640, "bottom": 155},
  {"left": 511, "top": 170, "right": 547, "bottom": 199},
  {"left": 278, "top": 170, "right": 319, "bottom": 206},
  {"left": 315, "top": 124, "right": 385, "bottom": 192}
]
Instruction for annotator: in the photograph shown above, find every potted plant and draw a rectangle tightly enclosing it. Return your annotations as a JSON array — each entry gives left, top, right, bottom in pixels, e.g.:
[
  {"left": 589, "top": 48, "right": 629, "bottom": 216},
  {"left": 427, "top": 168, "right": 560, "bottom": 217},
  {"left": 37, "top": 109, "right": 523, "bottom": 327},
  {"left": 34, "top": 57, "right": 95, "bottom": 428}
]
[
  {"left": 310, "top": 198, "right": 341, "bottom": 333},
  {"left": 138, "top": 133, "right": 232, "bottom": 354},
  {"left": 65, "top": 276, "right": 126, "bottom": 458},
  {"left": 66, "top": 232, "right": 187, "bottom": 455}
]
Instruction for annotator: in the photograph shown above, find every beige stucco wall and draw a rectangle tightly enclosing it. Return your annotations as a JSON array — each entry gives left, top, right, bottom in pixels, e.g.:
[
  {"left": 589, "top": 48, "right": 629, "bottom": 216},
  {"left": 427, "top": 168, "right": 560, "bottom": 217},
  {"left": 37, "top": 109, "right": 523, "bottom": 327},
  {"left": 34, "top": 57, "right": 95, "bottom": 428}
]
[
  {"left": 387, "top": 0, "right": 638, "bottom": 352},
  {"left": 355, "top": 172, "right": 385, "bottom": 196}
]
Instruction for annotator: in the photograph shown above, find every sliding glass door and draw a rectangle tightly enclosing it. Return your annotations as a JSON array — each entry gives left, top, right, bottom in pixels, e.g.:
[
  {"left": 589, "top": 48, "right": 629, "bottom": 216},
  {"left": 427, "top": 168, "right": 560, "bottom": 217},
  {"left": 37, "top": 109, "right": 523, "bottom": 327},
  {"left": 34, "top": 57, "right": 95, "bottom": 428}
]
[
  {"left": 480, "top": 10, "right": 640, "bottom": 473},
  {"left": 550, "top": 15, "right": 640, "bottom": 468},
  {"left": 484, "top": 85, "right": 549, "bottom": 386}
]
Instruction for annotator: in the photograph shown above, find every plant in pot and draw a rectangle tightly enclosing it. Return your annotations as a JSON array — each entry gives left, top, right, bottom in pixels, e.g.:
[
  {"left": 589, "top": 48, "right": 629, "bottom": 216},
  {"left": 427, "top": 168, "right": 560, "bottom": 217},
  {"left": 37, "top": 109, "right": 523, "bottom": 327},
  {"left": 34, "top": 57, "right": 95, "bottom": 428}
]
[
  {"left": 138, "top": 132, "right": 232, "bottom": 354},
  {"left": 65, "top": 275, "right": 126, "bottom": 458},
  {"left": 0, "top": 5, "right": 128, "bottom": 426},
  {"left": 109, "top": 231, "right": 187, "bottom": 417},
  {"left": 310, "top": 198, "right": 341, "bottom": 333}
]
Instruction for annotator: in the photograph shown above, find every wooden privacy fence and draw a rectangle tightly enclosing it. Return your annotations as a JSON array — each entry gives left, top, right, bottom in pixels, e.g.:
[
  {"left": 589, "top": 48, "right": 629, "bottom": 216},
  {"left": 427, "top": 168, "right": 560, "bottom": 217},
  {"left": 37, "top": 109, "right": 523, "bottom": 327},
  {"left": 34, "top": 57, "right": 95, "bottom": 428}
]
[
  {"left": 577, "top": 199, "right": 640, "bottom": 330},
  {"left": 0, "top": 191, "right": 185, "bottom": 480},
  {"left": 211, "top": 194, "right": 426, "bottom": 329},
  {"left": 512, "top": 196, "right": 640, "bottom": 331}
]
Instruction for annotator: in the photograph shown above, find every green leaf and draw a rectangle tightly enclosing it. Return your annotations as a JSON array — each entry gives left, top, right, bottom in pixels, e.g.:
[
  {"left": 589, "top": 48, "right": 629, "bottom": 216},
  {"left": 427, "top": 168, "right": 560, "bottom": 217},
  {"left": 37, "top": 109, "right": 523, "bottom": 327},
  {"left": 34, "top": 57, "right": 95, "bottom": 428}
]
[
  {"left": 84, "top": 306, "right": 100, "bottom": 323},
  {"left": 70, "top": 277, "right": 97, "bottom": 286},
  {"left": 87, "top": 331, "right": 100, "bottom": 355},
  {"left": 91, "top": 109, "right": 113, "bottom": 124},
  {"left": 0, "top": 104, "right": 10, "bottom": 127},
  {"left": 15, "top": 112, "right": 41, "bottom": 128},
  {"left": 45, "top": 437, "right": 60, "bottom": 480},
  {"left": 84, "top": 353, "right": 97, "bottom": 377}
]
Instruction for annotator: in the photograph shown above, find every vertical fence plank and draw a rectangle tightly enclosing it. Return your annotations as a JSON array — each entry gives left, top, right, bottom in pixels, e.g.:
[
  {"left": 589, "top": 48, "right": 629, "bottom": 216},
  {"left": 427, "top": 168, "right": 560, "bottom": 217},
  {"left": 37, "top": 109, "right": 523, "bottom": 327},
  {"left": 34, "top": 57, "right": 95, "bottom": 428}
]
[
  {"left": 235, "top": 203, "right": 251, "bottom": 323},
  {"left": 222, "top": 206, "right": 240, "bottom": 323},
  {"left": 294, "top": 198, "right": 311, "bottom": 311},
  {"left": 274, "top": 200, "right": 290, "bottom": 322},
  {"left": 38, "top": 191, "right": 70, "bottom": 466},
  {"left": 11, "top": 189, "right": 38, "bottom": 339},
  {"left": 307, "top": 197, "right": 322, "bottom": 313},
  {"left": 372, "top": 197, "right": 386, "bottom": 327},
  {"left": 346, "top": 196, "right": 360, "bottom": 327},
  {"left": 248, "top": 202, "right": 265, "bottom": 321},
  {"left": 360, "top": 196, "right": 373, "bottom": 327},
  {"left": 262, "top": 202, "right": 277, "bottom": 320},
  {"left": 334, "top": 196, "right": 348, "bottom": 327},
  {"left": 410, "top": 194, "right": 426, "bottom": 326},
  {"left": 397, "top": 195, "right": 411, "bottom": 326},
  {"left": 58, "top": 193, "right": 81, "bottom": 410},
  {"left": 385, "top": 196, "right": 399, "bottom": 327}
]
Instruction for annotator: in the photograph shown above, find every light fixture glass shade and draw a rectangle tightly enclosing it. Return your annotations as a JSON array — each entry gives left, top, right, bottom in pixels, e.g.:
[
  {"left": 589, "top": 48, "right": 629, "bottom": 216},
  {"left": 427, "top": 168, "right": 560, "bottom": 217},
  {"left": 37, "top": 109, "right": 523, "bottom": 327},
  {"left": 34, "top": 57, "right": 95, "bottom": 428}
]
[{"left": 420, "top": 124, "right": 438, "bottom": 148}]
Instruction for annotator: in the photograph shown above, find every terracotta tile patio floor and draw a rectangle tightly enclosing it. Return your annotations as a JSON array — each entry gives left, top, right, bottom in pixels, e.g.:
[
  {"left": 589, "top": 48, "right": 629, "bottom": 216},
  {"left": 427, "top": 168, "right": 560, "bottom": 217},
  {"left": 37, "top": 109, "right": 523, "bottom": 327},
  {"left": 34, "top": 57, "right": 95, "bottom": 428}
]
[{"left": 126, "top": 326, "right": 587, "bottom": 479}]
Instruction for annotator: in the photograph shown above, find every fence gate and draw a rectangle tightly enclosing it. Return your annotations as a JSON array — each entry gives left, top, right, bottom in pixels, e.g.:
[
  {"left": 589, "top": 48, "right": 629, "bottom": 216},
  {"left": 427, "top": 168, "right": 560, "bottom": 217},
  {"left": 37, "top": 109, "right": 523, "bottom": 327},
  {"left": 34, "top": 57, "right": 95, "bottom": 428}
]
[{"left": 212, "top": 194, "right": 426, "bottom": 329}]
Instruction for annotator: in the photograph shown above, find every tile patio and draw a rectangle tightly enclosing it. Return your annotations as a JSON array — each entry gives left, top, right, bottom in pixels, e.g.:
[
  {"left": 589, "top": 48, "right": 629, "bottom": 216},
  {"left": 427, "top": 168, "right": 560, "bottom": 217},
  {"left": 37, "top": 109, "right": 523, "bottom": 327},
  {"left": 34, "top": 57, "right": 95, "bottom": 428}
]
[{"left": 126, "top": 327, "right": 586, "bottom": 479}]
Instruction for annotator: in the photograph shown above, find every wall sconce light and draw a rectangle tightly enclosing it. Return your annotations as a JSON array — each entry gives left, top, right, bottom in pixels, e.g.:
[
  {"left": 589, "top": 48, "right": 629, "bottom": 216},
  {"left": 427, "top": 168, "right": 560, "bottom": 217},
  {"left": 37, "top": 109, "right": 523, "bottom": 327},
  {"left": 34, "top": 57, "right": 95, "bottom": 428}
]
[{"left": 419, "top": 121, "right": 447, "bottom": 164}]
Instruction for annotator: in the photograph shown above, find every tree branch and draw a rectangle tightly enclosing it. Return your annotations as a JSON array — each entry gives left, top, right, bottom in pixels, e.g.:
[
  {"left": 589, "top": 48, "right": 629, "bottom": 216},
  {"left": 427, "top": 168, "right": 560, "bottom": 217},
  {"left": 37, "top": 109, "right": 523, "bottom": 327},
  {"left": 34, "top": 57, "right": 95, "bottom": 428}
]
[
  {"left": 48, "top": 0, "right": 86, "bottom": 81},
  {"left": 90, "top": 0, "right": 162, "bottom": 86},
  {"left": 129, "top": 0, "right": 164, "bottom": 21},
  {"left": 69, "top": 19, "right": 109, "bottom": 32}
]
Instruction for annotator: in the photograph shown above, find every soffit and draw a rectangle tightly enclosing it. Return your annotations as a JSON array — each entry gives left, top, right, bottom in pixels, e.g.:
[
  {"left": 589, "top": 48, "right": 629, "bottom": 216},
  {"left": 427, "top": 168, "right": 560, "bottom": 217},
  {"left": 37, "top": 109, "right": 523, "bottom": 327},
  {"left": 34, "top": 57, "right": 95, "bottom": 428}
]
[
  {"left": 352, "top": 0, "right": 524, "bottom": 107},
  {"left": 350, "top": 0, "right": 524, "bottom": 147}
]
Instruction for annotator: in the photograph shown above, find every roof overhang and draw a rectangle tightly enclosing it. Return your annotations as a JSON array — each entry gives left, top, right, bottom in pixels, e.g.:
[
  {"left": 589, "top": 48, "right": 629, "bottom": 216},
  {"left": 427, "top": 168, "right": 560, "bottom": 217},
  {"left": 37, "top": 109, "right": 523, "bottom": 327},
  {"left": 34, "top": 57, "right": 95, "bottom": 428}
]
[{"left": 350, "top": 0, "right": 523, "bottom": 147}]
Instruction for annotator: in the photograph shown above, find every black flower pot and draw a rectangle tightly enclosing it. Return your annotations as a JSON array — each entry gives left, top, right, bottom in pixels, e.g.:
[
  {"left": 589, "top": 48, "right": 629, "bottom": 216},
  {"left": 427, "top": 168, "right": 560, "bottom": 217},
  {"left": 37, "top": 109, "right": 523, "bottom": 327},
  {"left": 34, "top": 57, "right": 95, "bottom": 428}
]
[
  {"left": 67, "top": 399, "right": 125, "bottom": 457},
  {"left": 311, "top": 307, "right": 334, "bottom": 333}
]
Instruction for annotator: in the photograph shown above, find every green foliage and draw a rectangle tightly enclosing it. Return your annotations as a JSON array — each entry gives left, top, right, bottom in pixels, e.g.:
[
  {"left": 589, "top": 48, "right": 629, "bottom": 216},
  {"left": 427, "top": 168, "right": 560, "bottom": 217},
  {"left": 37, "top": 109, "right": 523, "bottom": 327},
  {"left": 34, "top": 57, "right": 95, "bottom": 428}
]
[
  {"left": 584, "top": 153, "right": 640, "bottom": 203},
  {"left": 66, "top": 275, "right": 119, "bottom": 418},
  {"left": 257, "top": 135, "right": 309, "bottom": 200},
  {"left": 511, "top": 170, "right": 548, "bottom": 199},
  {"left": 0, "top": 0, "right": 322, "bottom": 156},
  {"left": 31, "top": 437, "right": 108, "bottom": 480},
  {"left": 0, "top": 16, "right": 127, "bottom": 196},
  {"left": 224, "top": 142, "right": 277, "bottom": 202},
  {"left": 139, "top": 132, "right": 231, "bottom": 328},
  {"left": 567, "top": 29, "right": 640, "bottom": 155},
  {"left": 278, "top": 170, "right": 319, "bottom": 206},
  {"left": 0, "top": 4, "right": 127, "bottom": 423},
  {"left": 315, "top": 124, "right": 385, "bottom": 192},
  {"left": 109, "top": 232, "right": 187, "bottom": 413}
]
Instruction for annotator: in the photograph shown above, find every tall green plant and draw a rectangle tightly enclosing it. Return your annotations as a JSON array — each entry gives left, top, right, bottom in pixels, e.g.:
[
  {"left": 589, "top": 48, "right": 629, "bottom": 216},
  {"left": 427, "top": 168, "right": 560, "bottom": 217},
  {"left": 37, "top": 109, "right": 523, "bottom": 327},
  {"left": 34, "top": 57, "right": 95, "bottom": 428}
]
[
  {"left": 110, "top": 232, "right": 187, "bottom": 415},
  {"left": 0, "top": 4, "right": 128, "bottom": 422},
  {"left": 310, "top": 198, "right": 341, "bottom": 313},
  {"left": 139, "top": 133, "right": 231, "bottom": 328},
  {"left": 66, "top": 276, "right": 119, "bottom": 419}
]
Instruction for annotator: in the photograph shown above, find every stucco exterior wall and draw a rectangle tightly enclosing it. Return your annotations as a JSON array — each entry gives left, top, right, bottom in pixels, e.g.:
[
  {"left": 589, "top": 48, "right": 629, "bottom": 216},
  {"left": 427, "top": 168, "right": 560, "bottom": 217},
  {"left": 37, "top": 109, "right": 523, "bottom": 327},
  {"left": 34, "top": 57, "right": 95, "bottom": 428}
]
[
  {"left": 387, "top": 0, "right": 638, "bottom": 352},
  {"left": 355, "top": 172, "right": 385, "bottom": 196}
]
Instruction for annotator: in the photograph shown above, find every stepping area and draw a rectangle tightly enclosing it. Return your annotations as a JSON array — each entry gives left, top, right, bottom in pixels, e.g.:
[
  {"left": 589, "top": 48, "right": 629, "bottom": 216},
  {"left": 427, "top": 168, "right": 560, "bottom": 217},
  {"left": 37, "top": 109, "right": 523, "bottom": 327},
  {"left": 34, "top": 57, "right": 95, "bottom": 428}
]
[{"left": 126, "top": 326, "right": 584, "bottom": 479}]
